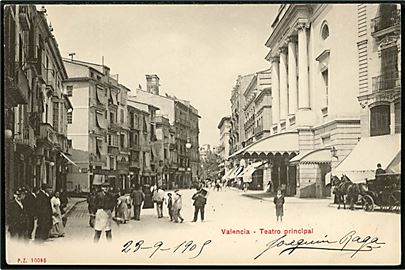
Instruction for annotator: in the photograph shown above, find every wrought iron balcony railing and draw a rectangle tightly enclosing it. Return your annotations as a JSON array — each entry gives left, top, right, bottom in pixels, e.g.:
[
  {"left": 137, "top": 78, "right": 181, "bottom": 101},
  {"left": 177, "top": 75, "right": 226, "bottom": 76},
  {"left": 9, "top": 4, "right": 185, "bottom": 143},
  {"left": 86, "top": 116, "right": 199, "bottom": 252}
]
[
  {"left": 371, "top": 10, "right": 400, "bottom": 36},
  {"left": 372, "top": 71, "right": 401, "bottom": 92}
]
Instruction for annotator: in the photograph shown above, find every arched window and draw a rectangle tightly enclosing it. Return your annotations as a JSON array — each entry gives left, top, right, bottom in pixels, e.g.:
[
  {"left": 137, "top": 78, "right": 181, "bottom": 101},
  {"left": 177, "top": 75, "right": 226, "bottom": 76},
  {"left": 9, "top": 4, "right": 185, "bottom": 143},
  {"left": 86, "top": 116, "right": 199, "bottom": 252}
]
[
  {"left": 321, "top": 23, "right": 329, "bottom": 40},
  {"left": 370, "top": 104, "right": 390, "bottom": 136}
]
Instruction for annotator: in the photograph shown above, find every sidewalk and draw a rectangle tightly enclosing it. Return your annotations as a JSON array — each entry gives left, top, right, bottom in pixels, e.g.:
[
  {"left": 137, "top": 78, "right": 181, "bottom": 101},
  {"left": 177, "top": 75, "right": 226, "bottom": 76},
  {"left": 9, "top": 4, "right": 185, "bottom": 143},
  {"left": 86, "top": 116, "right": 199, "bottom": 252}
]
[
  {"left": 240, "top": 190, "right": 333, "bottom": 204},
  {"left": 65, "top": 197, "right": 87, "bottom": 216}
]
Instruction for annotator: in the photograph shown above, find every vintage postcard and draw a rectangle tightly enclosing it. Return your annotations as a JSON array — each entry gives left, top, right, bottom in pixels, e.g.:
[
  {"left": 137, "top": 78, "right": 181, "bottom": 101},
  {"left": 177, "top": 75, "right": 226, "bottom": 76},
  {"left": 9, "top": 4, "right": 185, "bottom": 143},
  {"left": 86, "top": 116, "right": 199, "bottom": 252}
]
[{"left": 2, "top": 2, "right": 401, "bottom": 267}]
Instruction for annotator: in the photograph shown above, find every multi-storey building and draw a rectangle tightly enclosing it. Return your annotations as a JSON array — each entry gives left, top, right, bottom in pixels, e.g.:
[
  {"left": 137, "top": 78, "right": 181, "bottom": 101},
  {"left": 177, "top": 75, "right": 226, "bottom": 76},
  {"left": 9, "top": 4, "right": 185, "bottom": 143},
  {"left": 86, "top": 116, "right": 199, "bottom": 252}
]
[
  {"left": 4, "top": 5, "right": 72, "bottom": 199},
  {"left": 217, "top": 116, "right": 231, "bottom": 179},
  {"left": 229, "top": 4, "right": 367, "bottom": 198},
  {"left": 63, "top": 58, "right": 131, "bottom": 192},
  {"left": 334, "top": 4, "right": 401, "bottom": 180},
  {"left": 131, "top": 75, "right": 200, "bottom": 188}
]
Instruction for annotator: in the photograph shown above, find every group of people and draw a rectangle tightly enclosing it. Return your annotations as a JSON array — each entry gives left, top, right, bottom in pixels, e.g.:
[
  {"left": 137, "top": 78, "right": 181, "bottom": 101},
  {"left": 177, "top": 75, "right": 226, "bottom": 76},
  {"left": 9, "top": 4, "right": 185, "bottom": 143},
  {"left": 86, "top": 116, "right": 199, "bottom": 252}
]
[
  {"left": 86, "top": 183, "right": 209, "bottom": 242},
  {"left": 7, "top": 184, "right": 69, "bottom": 242}
]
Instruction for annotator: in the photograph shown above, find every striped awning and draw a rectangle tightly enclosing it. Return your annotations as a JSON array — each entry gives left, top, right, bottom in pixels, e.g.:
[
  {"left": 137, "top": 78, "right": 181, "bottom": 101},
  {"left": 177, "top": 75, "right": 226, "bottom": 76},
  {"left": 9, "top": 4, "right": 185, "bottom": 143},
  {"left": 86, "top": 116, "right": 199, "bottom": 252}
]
[
  {"left": 228, "top": 132, "right": 299, "bottom": 159},
  {"left": 229, "top": 166, "right": 244, "bottom": 180},
  {"left": 242, "top": 161, "right": 264, "bottom": 183},
  {"left": 290, "top": 148, "right": 332, "bottom": 165},
  {"left": 222, "top": 167, "right": 236, "bottom": 180}
]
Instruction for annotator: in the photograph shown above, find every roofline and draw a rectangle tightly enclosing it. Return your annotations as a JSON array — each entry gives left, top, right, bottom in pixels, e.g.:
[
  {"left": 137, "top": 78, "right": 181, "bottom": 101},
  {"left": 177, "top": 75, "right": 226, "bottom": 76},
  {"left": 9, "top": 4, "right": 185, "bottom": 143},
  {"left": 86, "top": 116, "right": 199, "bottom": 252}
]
[
  {"left": 217, "top": 116, "right": 231, "bottom": 129},
  {"left": 127, "top": 98, "right": 160, "bottom": 110}
]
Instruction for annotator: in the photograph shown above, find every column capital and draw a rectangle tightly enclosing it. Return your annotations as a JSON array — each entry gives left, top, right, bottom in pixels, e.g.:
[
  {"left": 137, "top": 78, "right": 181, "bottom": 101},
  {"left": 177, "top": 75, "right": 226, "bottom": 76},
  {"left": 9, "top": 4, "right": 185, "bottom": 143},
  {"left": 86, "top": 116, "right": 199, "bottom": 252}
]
[
  {"left": 286, "top": 35, "right": 298, "bottom": 44},
  {"left": 270, "top": 56, "right": 280, "bottom": 63},
  {"left": 278, "top": 47, "right": 288, "bottom": 54},
  {"left": 295, "top": 21, "right": 311, "bottom": 31}
]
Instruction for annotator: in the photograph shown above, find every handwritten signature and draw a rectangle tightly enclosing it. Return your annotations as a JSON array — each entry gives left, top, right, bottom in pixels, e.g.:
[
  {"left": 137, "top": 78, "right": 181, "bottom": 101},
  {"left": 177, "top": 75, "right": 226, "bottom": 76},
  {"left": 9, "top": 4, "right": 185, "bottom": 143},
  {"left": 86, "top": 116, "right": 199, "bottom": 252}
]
[
  {"left": 121, "top": 239, "right": 212, "bottom": 259},
  {"left": 254, "top": 230, "right": 385, "bottom": 259}
]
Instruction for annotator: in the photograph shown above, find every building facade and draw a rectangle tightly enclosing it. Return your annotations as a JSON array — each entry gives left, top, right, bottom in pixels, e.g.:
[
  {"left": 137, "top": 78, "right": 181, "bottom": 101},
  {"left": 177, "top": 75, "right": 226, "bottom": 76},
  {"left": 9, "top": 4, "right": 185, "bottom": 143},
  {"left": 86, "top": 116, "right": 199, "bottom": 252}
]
[
  {"left": 63, "top": 58, "right": 132, "bottom": 192},
  {"left": 4, "top": 5, "right": 72, "bottom": 199},
  {"left": 130, "top": 75, "right": 201, "bottom": 188},
  {"left": 229, "top": 4, "right": 368, "bottom": 198},
  {"left": 333, "top": 4, "right": 401, "bottom": 181}
]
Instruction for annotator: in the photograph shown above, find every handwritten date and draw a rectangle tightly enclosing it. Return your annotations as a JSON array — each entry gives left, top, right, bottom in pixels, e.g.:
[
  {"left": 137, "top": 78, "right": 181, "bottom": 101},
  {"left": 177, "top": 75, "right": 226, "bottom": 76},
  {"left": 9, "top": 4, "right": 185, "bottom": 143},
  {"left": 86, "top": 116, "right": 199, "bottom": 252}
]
[{"left": 121, "top": 239, "right": 212, "bottom": 259}]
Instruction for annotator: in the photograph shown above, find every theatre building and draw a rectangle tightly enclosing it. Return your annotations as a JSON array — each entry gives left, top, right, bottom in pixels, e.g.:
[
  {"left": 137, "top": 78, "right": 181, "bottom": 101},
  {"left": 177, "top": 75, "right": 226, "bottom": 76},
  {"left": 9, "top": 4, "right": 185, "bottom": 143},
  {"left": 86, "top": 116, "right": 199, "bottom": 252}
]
[{"left": 230, "top": 4, "right": 367, "bottom": 198}]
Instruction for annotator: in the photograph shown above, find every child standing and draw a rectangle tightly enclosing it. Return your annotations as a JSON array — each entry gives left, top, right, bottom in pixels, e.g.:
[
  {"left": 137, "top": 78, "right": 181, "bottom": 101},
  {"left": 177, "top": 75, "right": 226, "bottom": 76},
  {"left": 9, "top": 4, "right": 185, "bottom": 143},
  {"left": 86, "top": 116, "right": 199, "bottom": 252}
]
[
  {"left": 167, "top": 193, "right": 173, "bottom": 221},
  {"left": 273, "top": 189, "right": 285, "bottom": 222}
]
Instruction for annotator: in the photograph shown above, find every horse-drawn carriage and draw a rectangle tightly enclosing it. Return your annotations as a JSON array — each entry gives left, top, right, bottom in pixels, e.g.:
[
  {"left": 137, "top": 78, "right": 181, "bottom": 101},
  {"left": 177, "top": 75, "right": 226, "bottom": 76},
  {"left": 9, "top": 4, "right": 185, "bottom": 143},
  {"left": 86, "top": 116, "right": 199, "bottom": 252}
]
[
  {"left": 332, "top": 173, "right": 401, "bottom": 212},
  {"left": 361, "top": 173, "right": 401, "bottom": 212}
]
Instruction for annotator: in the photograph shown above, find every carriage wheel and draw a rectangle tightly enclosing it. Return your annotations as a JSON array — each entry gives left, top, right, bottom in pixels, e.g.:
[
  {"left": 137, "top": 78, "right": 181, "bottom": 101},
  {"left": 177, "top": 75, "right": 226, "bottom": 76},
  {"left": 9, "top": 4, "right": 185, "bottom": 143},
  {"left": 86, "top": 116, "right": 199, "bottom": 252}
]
[
  {"left": 362, "top": 195, "right": 374, "bottom": 212},
  {"left": 388, "top": 191, "right": 401, "bottom": 212}
]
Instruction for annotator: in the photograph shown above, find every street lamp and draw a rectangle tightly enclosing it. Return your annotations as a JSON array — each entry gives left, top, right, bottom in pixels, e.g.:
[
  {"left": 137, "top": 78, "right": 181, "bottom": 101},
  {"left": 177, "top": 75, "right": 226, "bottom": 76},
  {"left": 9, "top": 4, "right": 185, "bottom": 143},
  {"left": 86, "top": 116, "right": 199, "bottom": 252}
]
[{"left": 49, "top": 161, "right": 55, "bottom": 167}]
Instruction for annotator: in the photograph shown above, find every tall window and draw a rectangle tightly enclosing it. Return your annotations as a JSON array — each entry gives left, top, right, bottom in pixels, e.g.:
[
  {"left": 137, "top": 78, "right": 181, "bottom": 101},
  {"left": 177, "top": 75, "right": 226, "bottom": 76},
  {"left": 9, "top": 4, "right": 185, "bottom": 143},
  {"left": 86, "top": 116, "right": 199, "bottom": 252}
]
[
  {"left": 370, "top": 105, "right": 390, "bottom": 136},
  {"left": 381, "top": 46, "right": 398, "bottom": 90},
  {"left": 120, "top": 134, "right": 125, "bottom": 148},
  {"left": 53, "top": 102, "right": 59, "bottom": 131},
  {"left": 322, "top": 69, "right": 329, "bottom": 107},
  {"left": 67, "top": 111, "right": 72, "bottom": 124},
  {"left": 110, "top": 112, "right": 115, "bottom": 123},
  {"left": 394, "top": 101, "right": 401, "bottom": 133},
  {"left": 120, "top": 109, "right": 124, "bottom": 124},
  {"left": 67, "top": 85, "right": 73, "bottom": 96}
]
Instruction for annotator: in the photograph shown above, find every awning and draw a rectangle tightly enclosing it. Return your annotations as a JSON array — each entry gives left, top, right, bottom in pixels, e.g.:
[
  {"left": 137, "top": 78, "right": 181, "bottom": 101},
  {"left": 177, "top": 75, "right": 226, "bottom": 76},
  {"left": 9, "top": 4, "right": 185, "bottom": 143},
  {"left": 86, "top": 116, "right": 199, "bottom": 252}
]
[
  {"left": 228, "top": 131, "right": 299, "bottom": 159},
  {"left": 60, "top": 152, "right": 78, "bottom": 167},
  {"left": 234, "top": 167, "right": 245, "bottom": 179},
  {"left": 242, "top": 161, "right": 264, "bottom": 183},
  {"left": 386, "top": 151, "right": 401, "bottom": 174},
  {"left": 290, "top": 148, "right": 332, "bottom": 165},
  {"left": 96, "top": 138, "right": 103, "bottom": 156},
  {"left": 96, "top": 112, "right": 107, "bottom": 129},
  {"left": 222, "top": 167, "right": 236, "bottom": 180},
  {"left": 96, "top": 85, "right": 106, "bottom": 104},
  {"left": 333, "top": 134, "right": 401, "bottom": 183},
  {"left": 229, "top": 166, "right": 244, "bottom": 180},
  {"left": 110, "top": 91, "right": 118, "bottom": 105}
]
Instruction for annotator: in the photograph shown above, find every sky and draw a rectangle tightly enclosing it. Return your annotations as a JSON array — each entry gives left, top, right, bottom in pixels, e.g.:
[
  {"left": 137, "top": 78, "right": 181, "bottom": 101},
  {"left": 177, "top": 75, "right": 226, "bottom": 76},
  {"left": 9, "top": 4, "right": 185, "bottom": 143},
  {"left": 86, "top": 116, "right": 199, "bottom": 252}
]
[{"left": 45, "top": 4, "right": 278, "bottom": 146}]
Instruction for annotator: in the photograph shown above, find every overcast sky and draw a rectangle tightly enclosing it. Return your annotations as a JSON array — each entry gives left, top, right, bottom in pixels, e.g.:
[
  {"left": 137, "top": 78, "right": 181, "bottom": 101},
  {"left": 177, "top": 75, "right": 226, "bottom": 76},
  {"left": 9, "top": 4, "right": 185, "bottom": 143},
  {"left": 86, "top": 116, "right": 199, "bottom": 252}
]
[{"left": 45, "top": 4, "right": 278, "bottom": 146}]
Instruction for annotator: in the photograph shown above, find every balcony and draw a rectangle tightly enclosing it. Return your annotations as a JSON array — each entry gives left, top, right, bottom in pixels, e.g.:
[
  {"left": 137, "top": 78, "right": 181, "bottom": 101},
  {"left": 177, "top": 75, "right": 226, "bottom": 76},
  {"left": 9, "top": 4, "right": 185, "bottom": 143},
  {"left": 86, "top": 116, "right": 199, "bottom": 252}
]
[
  {"left": 117, "top": 160, "right": 130, "bottom": 171},
  {"left": 38, "top": 123, "right": 56, "bottom": 147},
  {"left": 108, "top": 145, "right": 120, "bottom": 155},
  {"left": 109, "top": 122, "right": 121, "bottom": 131},
  {"left": 371, "top": 10, "right": 401, "bottom": 38},
  {"left": 15, "top": 125, "right": 35, "bottom": 152},
  {"left": 45, "top": 69, "right": 56, "bottom": 93},
  {"left": 129, "top": 144, "right": 141, "bottom": 151},
  {"left": 5, "top": 64, "right": 30, "bottom": 107},
  {"left": 372, "top": 71, "right": 401, "bottom": 93}
]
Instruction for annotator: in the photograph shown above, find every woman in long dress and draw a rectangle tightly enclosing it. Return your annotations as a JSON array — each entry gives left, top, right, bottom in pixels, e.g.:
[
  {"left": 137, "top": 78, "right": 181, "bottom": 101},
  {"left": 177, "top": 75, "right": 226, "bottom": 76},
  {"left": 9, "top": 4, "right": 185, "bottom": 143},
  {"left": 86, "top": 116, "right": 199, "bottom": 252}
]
[
  {"left": 115, "top": 191, "right": 130, "bottom": 224},
  {"left": 50, "top": 191, "right": 64, "bottom": 237}
]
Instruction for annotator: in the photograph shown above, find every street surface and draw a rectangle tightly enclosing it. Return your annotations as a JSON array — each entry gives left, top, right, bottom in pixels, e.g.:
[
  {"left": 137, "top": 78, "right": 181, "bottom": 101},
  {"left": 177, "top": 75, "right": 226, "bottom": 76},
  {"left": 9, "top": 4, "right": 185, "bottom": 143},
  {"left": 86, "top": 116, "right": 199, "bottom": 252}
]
[{"left": 6, "top": 188, "right": 400, "bottom": 265}]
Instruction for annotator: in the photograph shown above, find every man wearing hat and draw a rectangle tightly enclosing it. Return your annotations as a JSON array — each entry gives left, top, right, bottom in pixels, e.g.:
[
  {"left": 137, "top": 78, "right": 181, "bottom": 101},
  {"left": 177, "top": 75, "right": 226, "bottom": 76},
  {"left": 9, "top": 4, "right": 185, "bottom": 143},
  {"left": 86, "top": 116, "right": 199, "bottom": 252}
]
[
  {"left": 192, "top": 187, "right": 207, "bottom": 222},
  {"left": 93, "top": 182, "right": 116, "bottom": 242},
  {"left": 36, "top": 184, "right": 53, "bottom": 242},
  {"left": 23, "top": 186, "right": 40, "bottom": 240},
  {"left": 7, "top": 188, "right": 29, "bottom": 240}
]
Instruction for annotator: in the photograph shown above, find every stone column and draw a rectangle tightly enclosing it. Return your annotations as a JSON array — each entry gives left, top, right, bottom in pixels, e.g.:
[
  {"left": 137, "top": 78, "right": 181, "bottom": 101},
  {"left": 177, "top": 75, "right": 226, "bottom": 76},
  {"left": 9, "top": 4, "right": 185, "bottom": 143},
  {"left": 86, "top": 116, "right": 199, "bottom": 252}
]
[
  {"left": 279, "top": 48, "right": 288, "bottom": 121},
  {"left": 271, "top": 57, "right": 280, "bottom": 125},
  {"left": 297, "top": 22, "right": 310, "bottom": 110},
  {"left": 287, "top": 36, "right": 298, "bottom": 115}
]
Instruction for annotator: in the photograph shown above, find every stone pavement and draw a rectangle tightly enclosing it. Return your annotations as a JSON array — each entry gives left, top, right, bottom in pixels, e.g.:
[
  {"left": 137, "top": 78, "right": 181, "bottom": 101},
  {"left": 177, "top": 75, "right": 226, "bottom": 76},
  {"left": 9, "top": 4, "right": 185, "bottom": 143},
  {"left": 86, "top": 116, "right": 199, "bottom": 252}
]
[{"left": 65, "top": 196, "right": 87, "bottom": 216}]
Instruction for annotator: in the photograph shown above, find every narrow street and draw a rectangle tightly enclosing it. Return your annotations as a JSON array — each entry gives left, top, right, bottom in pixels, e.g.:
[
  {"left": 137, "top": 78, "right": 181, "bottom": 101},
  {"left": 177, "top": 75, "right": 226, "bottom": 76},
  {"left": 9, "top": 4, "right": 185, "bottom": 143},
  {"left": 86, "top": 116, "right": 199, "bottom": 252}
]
[{"left": 7, "top": 188, "right": 400, "bottom": 265}]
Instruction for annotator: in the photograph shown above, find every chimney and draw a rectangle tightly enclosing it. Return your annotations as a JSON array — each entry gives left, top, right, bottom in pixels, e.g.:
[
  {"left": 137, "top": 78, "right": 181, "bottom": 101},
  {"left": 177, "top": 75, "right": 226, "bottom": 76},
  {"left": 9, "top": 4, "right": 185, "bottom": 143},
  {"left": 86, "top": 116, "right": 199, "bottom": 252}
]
[{"left": 146, "top": 74, "right": 160, "bottom": 95}]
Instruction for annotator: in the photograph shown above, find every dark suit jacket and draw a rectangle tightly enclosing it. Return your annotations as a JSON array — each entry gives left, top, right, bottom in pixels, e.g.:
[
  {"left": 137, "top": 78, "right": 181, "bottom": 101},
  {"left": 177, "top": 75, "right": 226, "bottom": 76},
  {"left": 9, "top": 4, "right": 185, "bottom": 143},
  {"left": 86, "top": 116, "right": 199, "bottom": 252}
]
[
  {"left": 23, "top": 192, "right": 38, "bottom": 218},
  {"left": 36, "top": 191, "right": 52, "bottom": 229},
  {"left": 7, "top": 199, "right": 29, "bottom": 234},
  {"left": 131, "top": 190, "right": 145, "bottom": 206}
]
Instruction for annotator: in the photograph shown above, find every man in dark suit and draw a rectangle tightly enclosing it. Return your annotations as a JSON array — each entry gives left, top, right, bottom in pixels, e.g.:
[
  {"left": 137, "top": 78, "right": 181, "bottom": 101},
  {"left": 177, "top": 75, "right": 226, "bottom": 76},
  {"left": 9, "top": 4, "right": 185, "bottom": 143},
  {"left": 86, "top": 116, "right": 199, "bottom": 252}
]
[
  {"left": 7, "top": 188, "right": 29, "bottom": 240},
  {"left": 130, "top": 184, "right": 145, "bottom": 221},
  {"left": 192, "top": 188, "right": 207, "bottom": 222},
  {"left": 23, "top": 186, "right": 39, "bottom": 240},
  {"left": 35, "top": 184, "right": 53, "bottom": 242}
]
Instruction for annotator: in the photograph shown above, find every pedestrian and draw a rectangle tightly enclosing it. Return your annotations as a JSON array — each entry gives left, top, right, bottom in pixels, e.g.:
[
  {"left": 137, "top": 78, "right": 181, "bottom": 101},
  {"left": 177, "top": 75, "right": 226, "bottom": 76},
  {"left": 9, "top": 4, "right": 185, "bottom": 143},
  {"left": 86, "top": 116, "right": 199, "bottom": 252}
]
[
  {"left": 36, "top": 184, "right": 53, "bottom": 242},
  {"left": 87, "top": 187, "right": 97, "bottom": 228},
  {"left": 130, "top": 184, "right": 145, "bottom": 221},
  {"left": 93, "top": 182, "right": 116, "bottom": 243},
  {"left": 152, "top": 187, "right": 165, "bottom": 218},
  {"left": 50, "top": 191, "right": 65, "bottom": 238},
  {"left": 215, "top": 180, "right": 221, "bottom": 192},
  {"left": 192, "top": 188, "right": 207, "bottom": 222},
  {"left": 7, "top": 188, "right": 29, "bottom": 240},
  {"left": 115, "top": 191, "right": 130, "bottom": 224},
  {"left": 166, "top": 193, "right": 173, "bottom": 221},
  {"left": 172, "top": 190, "right": 184, "bottom": 223},
  {"left": 273, "top": 189, "right": 285, "bottom": 222},
  {"left": 23, "top": 186, "right": 39, "bottom": 240},
  {"left": 59, "top": 189, "right": 69, "bottom": 227}
]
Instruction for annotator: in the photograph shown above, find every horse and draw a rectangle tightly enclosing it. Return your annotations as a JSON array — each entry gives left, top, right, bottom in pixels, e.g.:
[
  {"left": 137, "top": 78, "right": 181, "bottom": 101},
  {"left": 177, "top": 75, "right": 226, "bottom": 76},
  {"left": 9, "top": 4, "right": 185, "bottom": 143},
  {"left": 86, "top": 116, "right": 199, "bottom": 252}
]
[{"left": 332, "top": 175, "right": 367, "bottom": 210}]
